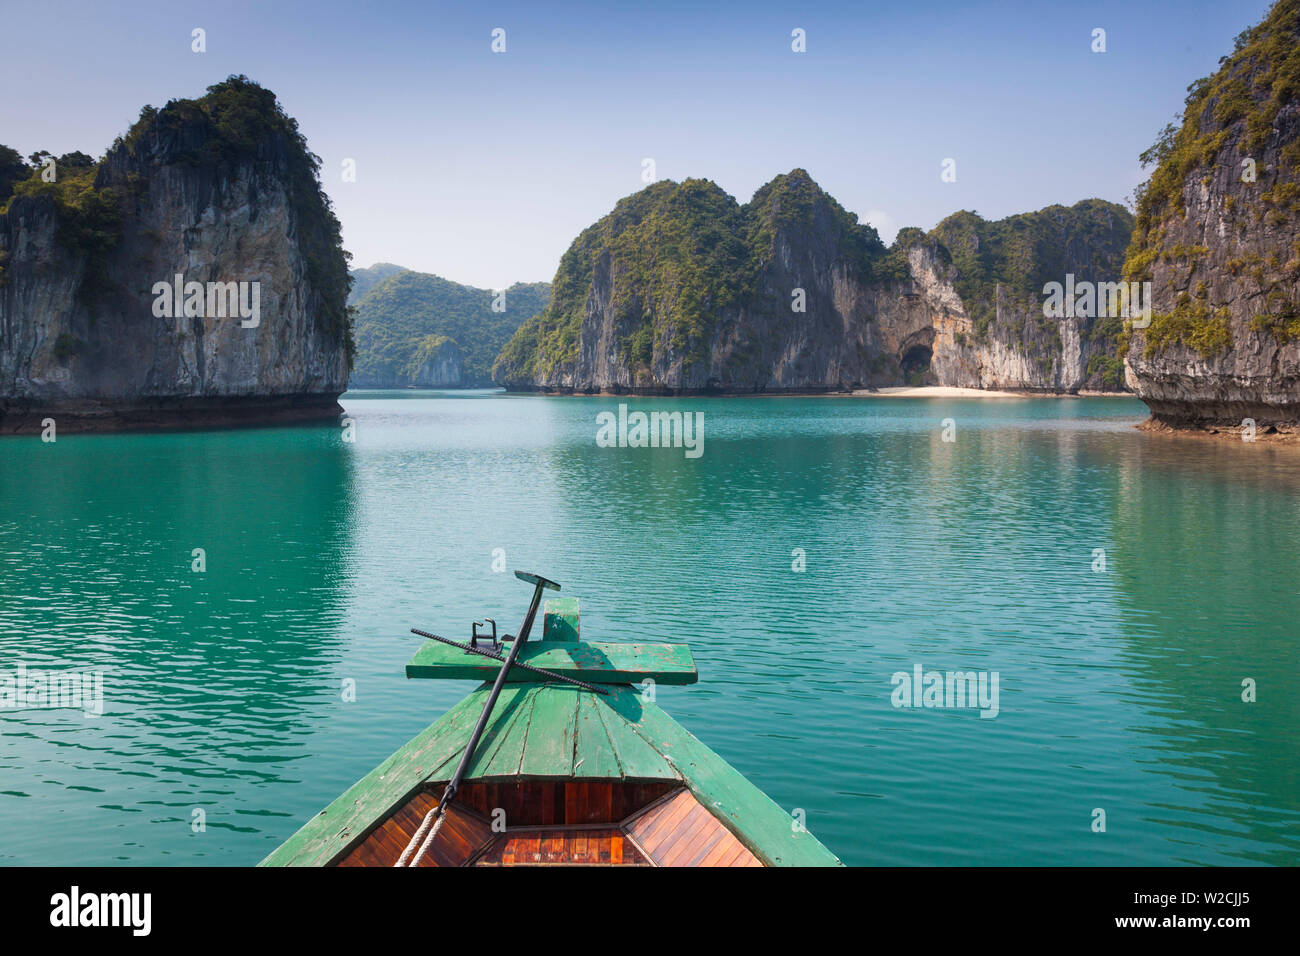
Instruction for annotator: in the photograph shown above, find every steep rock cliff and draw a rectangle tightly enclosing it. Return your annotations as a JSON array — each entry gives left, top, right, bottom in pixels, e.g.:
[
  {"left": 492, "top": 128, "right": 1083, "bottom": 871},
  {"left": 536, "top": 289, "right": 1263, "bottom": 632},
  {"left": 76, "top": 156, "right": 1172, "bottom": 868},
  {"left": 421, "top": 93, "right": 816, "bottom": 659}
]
[
  {"left": 410, "top": 337, "right": 465, "bottom": 387},
  {"left": 1123, "top": 0, "right": 1300, "bottom": 429},
  {"left": 925, "top": 201, "right": 1134, "bottom": 391},
  {"left": 493, "top": 171, "right": 1132, "bottom": 394},
  {"left": 0, "top": 76, "right": 351, "bottom": 431}
]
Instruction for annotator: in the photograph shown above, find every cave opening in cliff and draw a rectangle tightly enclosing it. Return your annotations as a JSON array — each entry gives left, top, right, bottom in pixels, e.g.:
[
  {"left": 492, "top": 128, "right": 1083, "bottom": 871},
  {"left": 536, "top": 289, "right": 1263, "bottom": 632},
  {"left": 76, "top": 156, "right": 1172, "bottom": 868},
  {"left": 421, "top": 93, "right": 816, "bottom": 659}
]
[{"left": 900, "top": 344, "right": 933, "bottom": 384}]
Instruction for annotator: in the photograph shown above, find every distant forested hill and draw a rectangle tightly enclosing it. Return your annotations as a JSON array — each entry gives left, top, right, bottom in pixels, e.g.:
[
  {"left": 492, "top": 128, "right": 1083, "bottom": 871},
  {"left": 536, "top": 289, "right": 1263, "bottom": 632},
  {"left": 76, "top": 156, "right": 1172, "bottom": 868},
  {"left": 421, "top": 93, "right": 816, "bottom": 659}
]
[
  {"left": 350, "top": 270, "right": 550, "bottom": 387},
  {"left": 347, "top": 262, "right": 408, "bottom": 304}
]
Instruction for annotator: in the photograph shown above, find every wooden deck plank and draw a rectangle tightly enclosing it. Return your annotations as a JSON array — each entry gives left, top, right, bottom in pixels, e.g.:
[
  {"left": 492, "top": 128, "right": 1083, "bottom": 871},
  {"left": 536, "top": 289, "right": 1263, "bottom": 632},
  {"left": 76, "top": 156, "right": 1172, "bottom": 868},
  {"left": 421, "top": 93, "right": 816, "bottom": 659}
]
[
  {"left": 713, "top": 841, "right": 749, "bottom": 868},
  {"left": 263, "top": 680, "right": 840, "bottom": 868},
  {"left": 473, "top": 828, "right": 649, "bottom": 866},
  {"left": 337, "top": 800, "right": 493, "bottom": 868},
  {"left": 680, "top": 822, "right": 729, "bottom": 867},
  {"left": 659, "top": 808, "right": 716, "bottom": 867},
  {"left": 457, "top": 685, "right": 536, "bottom": 780},
  {"left": 699, "top": 830, "right": 743, "bottom": 867},
  {"left": 631, "top": 790, "right": 695, "bottom": 849},
  {"left": 595, "top": 692, "right": 679, "bottom": 781},
  {"left": 624, "top": 788, "right": 762, "bottom": 868},
  {"left": 571, "top": 693, "right": 625, "bottom": 779},
  {"left": 517, "top": 688, "right": 579, "bottom": 779}
]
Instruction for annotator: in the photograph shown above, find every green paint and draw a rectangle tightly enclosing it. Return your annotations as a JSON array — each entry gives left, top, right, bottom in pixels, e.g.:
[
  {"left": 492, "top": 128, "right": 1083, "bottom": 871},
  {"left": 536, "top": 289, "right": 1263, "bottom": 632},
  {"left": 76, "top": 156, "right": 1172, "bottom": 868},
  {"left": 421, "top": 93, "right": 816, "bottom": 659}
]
[
  {"left": 517, "top": 686, "right": 579, "bottom": 778},
  {"left": 465, "top": 685, "right": 536, "bottom": 780},
  {"left": 543, "top": 597, "right": 580, "bottom": 642},
  {"left": 571, "top": 693, "right": 624, "bottom": 779},
  {"left": 406, "top": 638, "right": 698, "bottom": 684},
  {"left": 424, "top": 683, "right": 679, "bottom": 785}
]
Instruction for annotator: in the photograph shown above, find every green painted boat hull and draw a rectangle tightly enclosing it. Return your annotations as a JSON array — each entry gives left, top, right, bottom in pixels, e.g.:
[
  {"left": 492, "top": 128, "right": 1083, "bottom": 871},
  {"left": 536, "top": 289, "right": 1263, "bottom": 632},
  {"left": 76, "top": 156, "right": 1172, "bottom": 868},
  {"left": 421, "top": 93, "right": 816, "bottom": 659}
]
[{"left": 261, "top": 681, "right": 842, "bottom": 867}]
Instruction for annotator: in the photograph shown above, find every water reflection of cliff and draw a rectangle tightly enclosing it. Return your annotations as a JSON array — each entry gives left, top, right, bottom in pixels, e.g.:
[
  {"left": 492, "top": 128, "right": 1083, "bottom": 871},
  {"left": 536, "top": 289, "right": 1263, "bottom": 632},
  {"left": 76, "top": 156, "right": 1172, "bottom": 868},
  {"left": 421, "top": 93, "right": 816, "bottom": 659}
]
[
  {"left": 1106, "top": 436, "right": 1300, "bottom": 864},
  {"left": 0, "top": 424, "right": 357, "bottom": 859}
]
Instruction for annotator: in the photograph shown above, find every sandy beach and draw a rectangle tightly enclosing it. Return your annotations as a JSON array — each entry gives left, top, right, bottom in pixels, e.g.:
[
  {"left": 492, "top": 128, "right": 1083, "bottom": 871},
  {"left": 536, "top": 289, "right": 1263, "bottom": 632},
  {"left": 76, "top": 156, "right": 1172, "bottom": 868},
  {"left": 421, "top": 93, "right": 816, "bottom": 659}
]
[{"left": 852, "top": 386, "right": 1130, "bottom": 399}]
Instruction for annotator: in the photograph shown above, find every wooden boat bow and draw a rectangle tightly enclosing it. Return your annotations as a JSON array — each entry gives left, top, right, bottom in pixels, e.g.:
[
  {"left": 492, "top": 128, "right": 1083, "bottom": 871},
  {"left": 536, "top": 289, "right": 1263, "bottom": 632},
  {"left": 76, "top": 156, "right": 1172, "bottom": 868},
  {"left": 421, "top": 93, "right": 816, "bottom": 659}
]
[{"left": 260, "top": 574, "right": 842, "bottom": 867}]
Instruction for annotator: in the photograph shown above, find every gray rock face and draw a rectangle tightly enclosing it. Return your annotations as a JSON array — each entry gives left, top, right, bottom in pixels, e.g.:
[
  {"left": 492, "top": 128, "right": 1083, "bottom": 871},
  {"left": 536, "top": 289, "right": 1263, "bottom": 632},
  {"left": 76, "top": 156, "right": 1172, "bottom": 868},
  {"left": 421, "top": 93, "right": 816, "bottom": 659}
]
[
  {"left": 1125, "top": 101, "right": 1300, "bottom": 425},
  {"left": 912, "top": 256, "right": 1124, "bottom": 394},
  {"left": 1123, "top": 3, "right": 1300, "bottom": 428},
  {"left": 565, "top": 209, "right": 889, "bottom": 393},
  {"left": 411, "top": 339, "right": 465, "bottom": 387},
  {"left": 0, "top": 82, "right": 350, "bottom": 432},
  {"left": 500, "top": 176, "right": 1132, "bottom": 395},
  {"left": 351, "top": 337, "right": 465, "bottom": 388}
]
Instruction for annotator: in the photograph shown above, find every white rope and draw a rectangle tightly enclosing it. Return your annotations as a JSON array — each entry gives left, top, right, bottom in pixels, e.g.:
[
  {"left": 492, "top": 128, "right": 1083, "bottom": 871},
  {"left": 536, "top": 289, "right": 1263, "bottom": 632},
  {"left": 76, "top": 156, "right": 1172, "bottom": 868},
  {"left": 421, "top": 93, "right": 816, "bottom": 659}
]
[
  {"left": 395, "top": 807, "right": 442, "bottom": 867},
  {"left": 407, "top": 812, "right": 447, "bottom": 867}
]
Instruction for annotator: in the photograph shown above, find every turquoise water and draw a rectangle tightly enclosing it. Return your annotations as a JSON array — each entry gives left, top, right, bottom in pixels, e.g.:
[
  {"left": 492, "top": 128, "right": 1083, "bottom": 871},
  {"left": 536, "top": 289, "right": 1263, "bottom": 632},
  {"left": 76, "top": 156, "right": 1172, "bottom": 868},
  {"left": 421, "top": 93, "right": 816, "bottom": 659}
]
[{"left": 1, "top": 391, "right": 1298, "bottom": 866}]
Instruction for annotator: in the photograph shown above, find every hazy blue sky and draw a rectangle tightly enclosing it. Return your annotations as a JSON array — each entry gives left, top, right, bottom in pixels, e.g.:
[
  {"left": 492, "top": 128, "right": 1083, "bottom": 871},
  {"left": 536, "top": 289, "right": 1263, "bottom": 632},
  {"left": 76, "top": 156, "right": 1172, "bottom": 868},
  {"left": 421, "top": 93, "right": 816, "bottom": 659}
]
[{"left": 0, "top": 0, "right": 1272, "bottom": 288}]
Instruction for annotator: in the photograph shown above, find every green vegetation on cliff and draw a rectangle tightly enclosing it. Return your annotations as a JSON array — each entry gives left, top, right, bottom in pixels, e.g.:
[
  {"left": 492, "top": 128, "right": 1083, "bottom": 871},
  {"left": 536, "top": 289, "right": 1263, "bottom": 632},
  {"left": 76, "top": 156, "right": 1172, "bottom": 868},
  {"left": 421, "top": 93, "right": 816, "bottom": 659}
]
[
  {"left": 0, "top": 151, "right": 123, "bottom": 299},
  {"left": 519, "top": 178, "right": 753, "bottom": 383},
  {"left": 929, "top": 200, "right": 1135, "bottom": 346},
  {"left": 495, "top": 170, "right": 1134, "bottom": 391},
  {"left": 1139, "top": 295, "right": 1235, "bottom": 357},
  {"left": 351, "top": 271, "right": 550, "bottom": 386},
  {"left": 1124, "top": 0, "right": 1300, "bottom": 356},
  {"left": 745, "top": 170, "right": 886, "bottom": 283},
  {"left": 0, "top": 145, "right": 30, "bottom": 206},
  {"left": 1130, "top": 0, "right": 1300, "bottom": 224},
  {"left": 876, "top": 226, "right": 931, "bottom": 284},
  {"left": 493, "top": 169, "right": 887, "bottom": 385}
]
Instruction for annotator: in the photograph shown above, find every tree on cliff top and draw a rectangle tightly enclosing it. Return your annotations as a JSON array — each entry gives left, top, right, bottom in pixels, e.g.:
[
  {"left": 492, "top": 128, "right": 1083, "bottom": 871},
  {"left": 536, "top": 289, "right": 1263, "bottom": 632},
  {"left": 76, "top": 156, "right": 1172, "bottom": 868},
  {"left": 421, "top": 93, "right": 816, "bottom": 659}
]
[
  {"left": 0, "top": 145, "right": 26, "bottom": 205},
  {"left": 1129, "top": 0, "right": 1300, "bottom": 234}
]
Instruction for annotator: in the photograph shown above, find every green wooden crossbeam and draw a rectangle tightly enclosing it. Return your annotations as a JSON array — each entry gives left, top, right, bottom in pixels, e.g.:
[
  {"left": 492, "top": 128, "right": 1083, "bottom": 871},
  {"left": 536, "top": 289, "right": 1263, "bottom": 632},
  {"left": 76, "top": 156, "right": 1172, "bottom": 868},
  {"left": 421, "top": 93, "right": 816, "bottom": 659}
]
[{"left": 406, "top": 639, "right": 698, "bottom": 685}]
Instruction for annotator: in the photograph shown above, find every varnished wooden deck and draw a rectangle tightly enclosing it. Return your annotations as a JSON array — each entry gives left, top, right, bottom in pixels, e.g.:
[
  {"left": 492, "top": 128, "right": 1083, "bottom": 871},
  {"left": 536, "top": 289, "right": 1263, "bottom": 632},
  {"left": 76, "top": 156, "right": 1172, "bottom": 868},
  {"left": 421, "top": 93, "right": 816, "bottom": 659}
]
[
  {"left": 337, "top": 791, "right": 494, "bottom": 867},
  {"left": 474, "top": 828, "right": 649, "bottom": 866},
  {"left": 625, "top": 788, "right": 762, "bottom": 866},
  {"left": 337, "top": 780, "right": 762, "bottom": 866}
]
